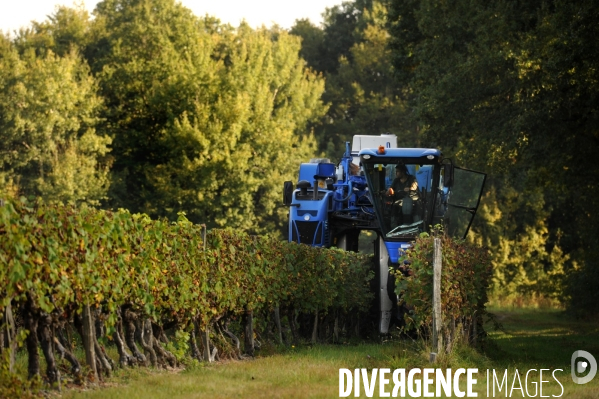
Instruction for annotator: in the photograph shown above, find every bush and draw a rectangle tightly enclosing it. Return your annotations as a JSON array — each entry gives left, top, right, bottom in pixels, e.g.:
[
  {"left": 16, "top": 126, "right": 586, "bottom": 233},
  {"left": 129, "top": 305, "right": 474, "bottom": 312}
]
[{"left": 394, "top": 228, "right": 492, "bottom": 345}]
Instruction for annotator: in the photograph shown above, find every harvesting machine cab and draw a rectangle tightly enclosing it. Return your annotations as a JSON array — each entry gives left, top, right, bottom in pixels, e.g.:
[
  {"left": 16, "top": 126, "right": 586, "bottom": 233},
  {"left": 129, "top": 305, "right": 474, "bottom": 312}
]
[{"left": 283, "top": 134, "right": 486, "bottom": 334}]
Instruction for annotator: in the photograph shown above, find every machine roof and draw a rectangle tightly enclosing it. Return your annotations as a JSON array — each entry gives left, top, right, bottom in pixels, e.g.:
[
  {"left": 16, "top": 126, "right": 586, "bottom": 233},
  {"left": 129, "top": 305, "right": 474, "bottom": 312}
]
[{"left": 357, "top": 148, "right": 441, "bottom": 158}]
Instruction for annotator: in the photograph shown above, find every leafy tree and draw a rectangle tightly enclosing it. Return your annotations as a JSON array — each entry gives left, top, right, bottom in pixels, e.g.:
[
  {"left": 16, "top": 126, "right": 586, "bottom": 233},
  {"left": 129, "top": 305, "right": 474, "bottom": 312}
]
[
  {"left": 0, "top": 35, "right": 110, "bottom": 203},
  {"left": 83, "top": 0, "right": 325, "bottom": 234},
  {"left": 290, "top": 1, "right": 368, "bottom": 75},
  {"left": 291, "top": 0, "right": 414, "bottom": 159},
  {"left": 289, "top": 18, "right": 325, "bottom": 72},
  {"left": 387, "top": 0, "right": 599, "bottom": 311},
  {"left": 13, "top": 3, "right": 92, "bottom": 57}
]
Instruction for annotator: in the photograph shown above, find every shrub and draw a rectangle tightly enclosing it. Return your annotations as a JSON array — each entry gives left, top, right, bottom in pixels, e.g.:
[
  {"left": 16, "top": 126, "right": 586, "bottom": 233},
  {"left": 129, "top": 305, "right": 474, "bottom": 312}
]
[{"left": 394, "top": 228, "right": 492, "bottom": 346}]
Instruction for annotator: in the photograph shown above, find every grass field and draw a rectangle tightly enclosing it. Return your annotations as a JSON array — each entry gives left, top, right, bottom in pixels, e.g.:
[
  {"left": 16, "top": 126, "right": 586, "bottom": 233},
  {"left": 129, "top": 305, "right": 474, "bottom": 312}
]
[
  {"left": 481, "top": 307, "right": 599, "bottom": 398},
  {"left": 53, "top": 307, "right": 599, "bottom": 399}
]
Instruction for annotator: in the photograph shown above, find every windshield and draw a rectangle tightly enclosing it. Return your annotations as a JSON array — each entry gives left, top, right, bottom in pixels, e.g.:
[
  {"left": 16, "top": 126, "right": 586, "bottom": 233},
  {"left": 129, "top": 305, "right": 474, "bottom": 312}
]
[{"left": 362, "top": 162, "right": 440, "bottom": 239}]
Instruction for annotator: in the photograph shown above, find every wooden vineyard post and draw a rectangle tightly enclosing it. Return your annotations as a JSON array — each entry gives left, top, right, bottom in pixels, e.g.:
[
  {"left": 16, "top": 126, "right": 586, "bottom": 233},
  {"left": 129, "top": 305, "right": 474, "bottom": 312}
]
[
  {"left": 311, "top": 308, "right": 318, "bottom": 344},
  {"left": 202, "top": 327, "right": 211, "bottom": 363},
  {"left": 244, "top": 308, "right": 255, "bottom": 356},
  {"left": 82, "top": 305, "right": 98, "bottom": 381},
  {"left": 274, "top": 306, "right": 283, "bottom": 345},
  {"left": 4, "top": 302, "right": 17, "bottom": 372},
  {"left": 201, "top": 224, "right": 207, "bottom": 251},
  {"left": 199, "top": 224, "right": 213, "bottom": 363},
  {"left": 430, "top": 237, "right": 443, "bottom": 363}
]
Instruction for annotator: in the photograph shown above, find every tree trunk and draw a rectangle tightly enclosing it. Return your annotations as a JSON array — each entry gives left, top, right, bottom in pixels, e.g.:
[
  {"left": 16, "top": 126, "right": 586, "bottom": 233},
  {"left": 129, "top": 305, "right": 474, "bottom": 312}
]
[
  {"left": 94, "top": 337, "right": 112, "bottom": 377},
  {"left": 190, "top": 319, "right": 202, "bottom": 360},
  {"left": 113, "top": 328, "right": 134, "bottom": 367},
  {"left": 113, "top": 308, "right": 135, "bottom": 367},
  {"left": 311, "top": 309, "right": 319, "bottom": 344},
  {"left": 199, "top": 325, "right": 217, "bottom": 362},
  {"left": 146, "top": 320, "right": 177, "bottom": 368},
  {"left": 151, "top": 322, "right": 170, "bottom": 344},
  {"left": 151, "top": 339, "right": 177, "bottom": 367},
  {"left": 95, "top": 312, "right": 105, "bottom": 339},
  {"left": 38, "top": 313, "right": 60, "bottom": 389},
  {"left": 472, "top": 312, "right": 478, "bottom": 347},
  {"left": 122, "top": 308, "right": 146, "bottom": 365},
  {"left": 56, "top": 324, "right": 73, "bottom": 353},
  {"left": 24, "top": 298, "right": 40, "bottom": 379},
  {"left": 288, "top": 308, "right": 299, "bottom": 344},
  {"left": 446, "top": 316, "right": 456, "bottom": 354},
  {"left": 94, "top": 308, "right": 115, "bottom": 370},
  {"left": 135, "top": 318, "right": 157, "bottom": 367},
  {"left": 54, "top": 336, "right": 81, "bottom": 376},
  {"left": 220, "top": 319, "right": 242, "bottom": 360}
]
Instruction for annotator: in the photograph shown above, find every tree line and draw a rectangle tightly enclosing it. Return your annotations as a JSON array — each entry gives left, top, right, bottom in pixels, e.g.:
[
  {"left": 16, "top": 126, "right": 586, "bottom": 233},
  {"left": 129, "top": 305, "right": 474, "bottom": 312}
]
[
  {"left": 1, "top": 0, "right": 597, "bottom": 314},
  {"left": 1, "top": 0, "right": 325, "bottom": 236},
  {"left": 291, "top": 0, "right": 598, "bottom": 314},
  {"left": 387, "top": 0, "right": 598, "bottom": 314}
]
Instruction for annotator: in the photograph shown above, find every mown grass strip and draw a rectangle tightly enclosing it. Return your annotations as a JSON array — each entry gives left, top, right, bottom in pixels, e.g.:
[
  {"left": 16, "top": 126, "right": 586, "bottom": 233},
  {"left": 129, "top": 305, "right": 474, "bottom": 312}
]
[{"left": 58, "top": 308, "right": 599, "bottom": 399}]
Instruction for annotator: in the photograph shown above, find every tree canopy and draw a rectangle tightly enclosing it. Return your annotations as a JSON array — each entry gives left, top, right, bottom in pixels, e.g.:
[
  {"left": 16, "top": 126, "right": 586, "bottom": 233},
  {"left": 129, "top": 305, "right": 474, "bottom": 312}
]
[
  {"left": 388, "top": 0, "right": 599, "bottom": 312},
  {"left": 291, "top": 0, "right": 416, "bottom": 158},
  {"left": 1, "top": 0, "right": 325, "bottom": 235},
  {"left": 0, "top": 34, "right": 110, "bottom": 204}
]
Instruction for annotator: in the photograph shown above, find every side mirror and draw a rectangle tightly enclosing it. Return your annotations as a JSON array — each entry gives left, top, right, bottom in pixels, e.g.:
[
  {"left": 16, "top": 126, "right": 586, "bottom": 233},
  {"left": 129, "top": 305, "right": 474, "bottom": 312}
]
[
  {"left": 283, "top": 181, "right": 293, "bottom": 206},
  {"left": 443, "top": 163, "right": 454, "bottom": 188}
]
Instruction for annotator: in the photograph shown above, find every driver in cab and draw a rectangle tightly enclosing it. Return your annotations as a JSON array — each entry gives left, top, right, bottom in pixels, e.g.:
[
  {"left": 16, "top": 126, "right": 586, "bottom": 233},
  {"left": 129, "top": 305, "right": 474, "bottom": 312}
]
[{"left": 386, "top": 164, "right": 418, "bottom": 224}]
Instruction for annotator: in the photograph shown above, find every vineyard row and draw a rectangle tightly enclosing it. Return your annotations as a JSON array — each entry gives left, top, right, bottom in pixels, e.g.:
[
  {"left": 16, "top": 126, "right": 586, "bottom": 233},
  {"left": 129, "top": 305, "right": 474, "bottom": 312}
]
[{"left": 0, "top": 198, "right": 372, "bottom": 390}]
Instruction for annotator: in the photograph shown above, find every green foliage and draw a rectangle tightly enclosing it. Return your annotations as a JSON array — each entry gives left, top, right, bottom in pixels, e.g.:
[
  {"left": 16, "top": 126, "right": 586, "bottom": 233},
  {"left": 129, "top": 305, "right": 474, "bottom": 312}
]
[
  {"left": 0, "top": 197, "right": 372, "bottom": 330},
  {"left": 79, "top": 0, "right": 326, "bottom": 234},
  {"left": 13, "top": 4, "right": 92, "bottom": 57},
  {"left": 291, "top": 1, "right": 416, "bottom": 159},
  {"left": 165, "top": 330, "right": 191, "bottom": 363},
  {"left": 566, "top": 257, "right": 599, "bottom": 317},
  {"left": 471, "top": 185, "right": 567, "bottom": 305},
  {"left": 291, "top": 1, "right": 367, "bottom": 75},
  {"left": 0, "top": 353, "right": 41, "bottom": 399},
  {"left": 289, "top": 19, "right": 324, "bottom": 71},
  {"left": 0, "top": 38, "right": 110, "bottom": 204},
  {"left": 5, "top": 0, "right": 327, "bottom": 236},
  {"left": 387, "top": 0, "right": 599, "bottom": 313},
  {"left": 394, "top": 230, "right": 492, "bottom": 334}
]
